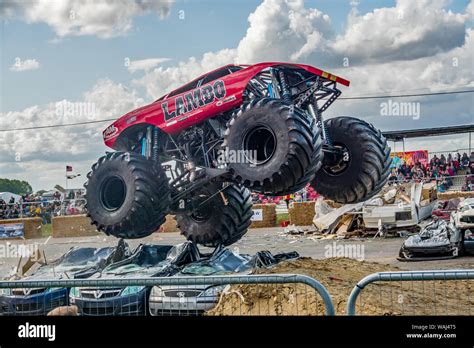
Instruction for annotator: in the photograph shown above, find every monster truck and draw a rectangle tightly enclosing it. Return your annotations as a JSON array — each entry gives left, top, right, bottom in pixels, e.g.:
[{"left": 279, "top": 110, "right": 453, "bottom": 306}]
[{"left": 85, "top": 62, "right": 391, "bottom": 246}]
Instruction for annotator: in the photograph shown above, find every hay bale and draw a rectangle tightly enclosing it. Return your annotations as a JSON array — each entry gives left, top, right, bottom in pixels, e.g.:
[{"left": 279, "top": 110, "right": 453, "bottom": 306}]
[
  {"left": 52, "top": 215, "right": 100, "bottom": 238},
  {"left": 438, "top": 191, "right": 474, "bottom": 200},
  {"left": 422, "top": 183, "right": 437, "bottom": 201},
  {"left": 289, "top": 201, "right": 316, "bottom": 226},
  {"left": 250, "top": 204, "right": 276, "bottom": 228},
  {"left": 159, "top": 215, "right": 179, "bottom": 233},
  {"left": 0, "top": 217, "right": 43, "bottom": 239}
]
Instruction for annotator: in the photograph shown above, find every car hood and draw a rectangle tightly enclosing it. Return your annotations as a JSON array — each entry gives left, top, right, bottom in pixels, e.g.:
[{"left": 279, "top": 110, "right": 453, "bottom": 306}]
[
  {"left": 22, "top": 241, "right": 131, "bottom": 281},
  {"left": 179, "top": 249, "right": 299, "bottom": 276},
  {"left": 95, "top": 242, "right": 199, "bottom": 279},
  {"left": 404, "top": 219, "right": 461, "bottom": 248}
]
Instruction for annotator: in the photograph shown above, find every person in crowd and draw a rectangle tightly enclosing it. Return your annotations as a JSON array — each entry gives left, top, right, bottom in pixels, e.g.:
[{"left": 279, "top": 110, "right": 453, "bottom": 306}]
[
  {"left": 440, "top": 154, "right": 447, "bottom": 165},
  {"left": 430, "top": 155, "right": 440, "bottom": 167},
  {"left": 461, "top": 152, "right": 470, "bottom": 168},
  {"left": 447, "top": 163, "right": 456, "bottom": 177},
  {"left": 398, "top": 162, "right": 411, "bottom": 179}
]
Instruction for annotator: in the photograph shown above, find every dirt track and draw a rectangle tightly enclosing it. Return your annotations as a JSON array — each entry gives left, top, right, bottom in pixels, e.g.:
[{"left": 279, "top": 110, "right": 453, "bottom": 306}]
[{"left": 207, "top": 257, "right": 474, "bottom": 316}]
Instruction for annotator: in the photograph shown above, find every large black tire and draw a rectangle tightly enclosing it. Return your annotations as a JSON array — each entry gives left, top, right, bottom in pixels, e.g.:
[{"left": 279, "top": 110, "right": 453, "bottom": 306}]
[
  {"left": 311, "top": 117, "right": 391, "bottom": 204},
  {"left": 84, "top": 152, "right": 171, "bottom": 239},
  {"left": 223, "top": 98, "right": 322, "bottom": 195},
  {"left": 176, "top": 183, "right": 253, "bottom": 247}
]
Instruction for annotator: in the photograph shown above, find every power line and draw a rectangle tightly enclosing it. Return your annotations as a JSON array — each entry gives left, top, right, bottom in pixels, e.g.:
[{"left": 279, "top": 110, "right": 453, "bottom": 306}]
[
  {"left": 339, "top": 89, "right": 474, "bottom": 100},
  {"left": 0, "top": 89, "right": 473, "bottom": 132},
  {"left": 0, "top": 118, "right": 115, "bottom": 132}
]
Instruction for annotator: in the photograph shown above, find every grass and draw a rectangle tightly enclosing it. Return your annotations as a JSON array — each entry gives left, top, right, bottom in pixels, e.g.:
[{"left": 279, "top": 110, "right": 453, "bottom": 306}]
[
  {"left": 276, "top": 213, "right": 289, "bottom": 226},
  {"left": 41, "top": 223, "right": 52, "bottom": 237}
]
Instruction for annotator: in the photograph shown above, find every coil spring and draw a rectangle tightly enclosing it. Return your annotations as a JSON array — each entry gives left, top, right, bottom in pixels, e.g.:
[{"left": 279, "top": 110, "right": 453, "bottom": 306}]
[
  {"left": 321, "top": 120, "right": 332, "bottom": 145},
  {"left": 312, "top": 99, "right": 332, "bottom": 145},
  {"left": 152, "top": 127, "right": 159, "bottom": 161},
  {"left": 278, "top": 70, "right": 291, "bottom": 103}
]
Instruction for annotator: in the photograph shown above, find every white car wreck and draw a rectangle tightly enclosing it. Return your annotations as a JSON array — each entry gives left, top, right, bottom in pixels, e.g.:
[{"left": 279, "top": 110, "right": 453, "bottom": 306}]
[
  {"left": 454, "top": 198, "right": 474, "bottom": 229},
  {"left": 362, "top": 183, "right": 438, "bottom": 229}
]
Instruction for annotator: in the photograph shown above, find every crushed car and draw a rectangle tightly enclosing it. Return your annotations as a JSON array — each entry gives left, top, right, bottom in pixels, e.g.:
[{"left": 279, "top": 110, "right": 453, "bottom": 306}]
[
  {"left": 454, "top": 198, "right": 474, "bottom": 229},
  {"left": 431, "top": 198, "right": 461, "bottom": 221},
  {"left": 398, "top": 219, "right": 463, "bottom": 261},
  {"left": 70, "top": 242, "right": 200, "bottom": 316},
  {"left": 363, "top": 182, "right": 437, "bottom": 231},
  {"left": 0, "top": 244, "right": 127, "bottom": 315},
  {"left": 149, "top": 248, "right": 298, "bottom": 316}
]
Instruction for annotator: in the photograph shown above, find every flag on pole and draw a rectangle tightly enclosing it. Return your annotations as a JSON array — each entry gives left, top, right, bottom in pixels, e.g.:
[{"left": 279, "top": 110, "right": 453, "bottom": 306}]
[{"left": 66, "top": 165, "right": 73, "bottom": 172}]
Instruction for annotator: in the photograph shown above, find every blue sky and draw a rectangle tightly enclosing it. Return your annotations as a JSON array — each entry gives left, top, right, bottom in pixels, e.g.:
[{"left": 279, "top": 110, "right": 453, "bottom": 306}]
[
  {"left": 3, "top": 0, "right": 469, "bottom": 112},
  {"left": 0, "top": 0, "right": 472, "bottom": 190}
]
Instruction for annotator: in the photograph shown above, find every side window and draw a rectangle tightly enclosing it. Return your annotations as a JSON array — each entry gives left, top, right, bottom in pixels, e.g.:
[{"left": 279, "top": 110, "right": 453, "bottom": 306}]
[
  {"left": 199, "top": 68, "right": 232, "bottom": 85},
  {"left": 167, "top": 80, "right": 200, "bottom": 97}
]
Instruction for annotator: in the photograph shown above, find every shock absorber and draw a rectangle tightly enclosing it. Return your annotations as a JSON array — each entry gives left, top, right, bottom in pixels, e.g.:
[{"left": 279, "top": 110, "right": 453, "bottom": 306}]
[
  {"left": 307, "top": 100, "right": 332, "bottom": 145},
  {"left": 152, "top": 127, "right": 159, "bottom": 161},
  {"left": 278, "top": 70, "right": 292, "bottom": 104}
]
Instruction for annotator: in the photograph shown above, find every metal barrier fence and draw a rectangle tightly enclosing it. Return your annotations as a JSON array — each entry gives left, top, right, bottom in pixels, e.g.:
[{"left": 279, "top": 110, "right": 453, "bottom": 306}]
[
  {"left": 347, "top": 270, "right": 474, "bottom": 316},
  {"left": 386, "top": 174, "right": 473, "bottom": 192},
  {"left": 0, "top": 274, "right": 335, "bottom": 316}
]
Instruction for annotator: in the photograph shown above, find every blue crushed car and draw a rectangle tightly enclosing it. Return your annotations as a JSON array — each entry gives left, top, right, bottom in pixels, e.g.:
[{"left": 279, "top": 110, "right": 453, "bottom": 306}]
[
  {"left": 0, "top": 243, "right": 128, "bottom": 316},
  {"left": 70, "top": 242, "right": 200, "bottom": 316}
]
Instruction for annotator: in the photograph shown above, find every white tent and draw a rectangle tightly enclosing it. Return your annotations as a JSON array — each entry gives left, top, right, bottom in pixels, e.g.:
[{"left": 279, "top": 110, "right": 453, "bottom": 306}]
[{"left": 0, "top": 192, "right": 22, "bottom": 203}]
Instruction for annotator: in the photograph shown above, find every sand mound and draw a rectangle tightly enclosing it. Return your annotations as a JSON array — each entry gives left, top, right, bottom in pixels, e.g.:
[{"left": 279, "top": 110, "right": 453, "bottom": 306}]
[{"left": 207, "top": 258, "right": 473, "bottom": 315}]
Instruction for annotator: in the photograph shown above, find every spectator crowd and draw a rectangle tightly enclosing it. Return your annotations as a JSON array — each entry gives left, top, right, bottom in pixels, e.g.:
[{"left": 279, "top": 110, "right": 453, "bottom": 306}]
[
  {"left": 388, "top": 152, "right": 474, "bottom": 192},
  {"left": 0, "top": 191, "right": 86, "bottom": 222}
]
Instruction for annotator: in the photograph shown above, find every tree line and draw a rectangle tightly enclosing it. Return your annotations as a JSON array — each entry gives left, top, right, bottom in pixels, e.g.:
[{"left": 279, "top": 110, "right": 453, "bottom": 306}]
[{"left": 0, "top": 178, "right": 33, "bottom": 195}]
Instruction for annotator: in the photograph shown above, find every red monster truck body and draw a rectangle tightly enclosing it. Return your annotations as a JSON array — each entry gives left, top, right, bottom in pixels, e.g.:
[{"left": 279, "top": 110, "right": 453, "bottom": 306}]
[
  {"left": 104, "top": 62, "right": 349, "bottom": 147},
  {"left": 86, "top": 62, "right": 390, "bottom": 246}
]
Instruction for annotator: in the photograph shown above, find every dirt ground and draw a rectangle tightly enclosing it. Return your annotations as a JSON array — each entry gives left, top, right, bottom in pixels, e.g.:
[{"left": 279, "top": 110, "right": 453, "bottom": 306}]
[{"left": 207, "top": 257, "right": 474, "bottom": 316}]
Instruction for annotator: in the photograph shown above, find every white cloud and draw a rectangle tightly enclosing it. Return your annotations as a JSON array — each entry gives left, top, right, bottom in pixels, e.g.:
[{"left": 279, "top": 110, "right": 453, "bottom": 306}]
[
  {"left": 133, "top": 0, "right": 472, "bottom": 100},
  {"left": 132, "top": 49, "right": 236, "bottom": 99},
  {"left": 9, "top": 58, "right": 40, "bottom": 72},
  {"left": 236, "top": 0, "right": 333, "bottom": 63},
  {"left": 127, "top": 58, "right": 170, "bottom": 73},
  {"left": 331, "top": 0, "right": 466, "bottom": 65},
  {"left": 1, "top": 0, "right": 174, "bottom": 38},
  {"left": 0, "top": 79, "right": 144, "bottom": 168},
  {"left": 466, "top": 0, "right": 474, "bottom": 18}
]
